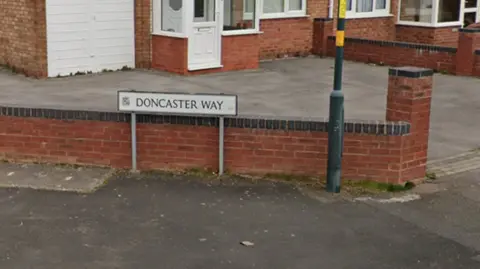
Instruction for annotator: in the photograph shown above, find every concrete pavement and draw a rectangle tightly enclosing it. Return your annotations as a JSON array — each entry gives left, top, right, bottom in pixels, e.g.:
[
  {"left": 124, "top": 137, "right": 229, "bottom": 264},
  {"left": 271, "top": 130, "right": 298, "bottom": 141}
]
[
  {"left": 0, "top": 170, "right": 480, "bottom": 268},
  {"left": 1, "top": 58, "right": 479, "bottom": 160}
]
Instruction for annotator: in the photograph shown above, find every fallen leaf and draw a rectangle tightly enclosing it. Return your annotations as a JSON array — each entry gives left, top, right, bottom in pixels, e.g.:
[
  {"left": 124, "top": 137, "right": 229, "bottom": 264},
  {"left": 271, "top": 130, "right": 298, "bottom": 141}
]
[{"left": 240, "top": 241, "right": 254, "bottom": 247}]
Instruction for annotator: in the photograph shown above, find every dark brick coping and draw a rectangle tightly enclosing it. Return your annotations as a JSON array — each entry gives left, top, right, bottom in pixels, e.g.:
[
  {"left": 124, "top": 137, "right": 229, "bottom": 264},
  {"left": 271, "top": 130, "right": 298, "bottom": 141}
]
[
  {"left": 0, "top": 106, "right": 411, "bottom": 136},
  {"left": 389, "top": 67, "right": 434, "bottom": 78},
  {"left": 327, "top": 36, "right": 457, "bottom": 53},
  {"left": 459, "top": 28, "right": 480, "bottom": 33},
  {"left": 314, "top": 18, "right": 333, "bottom": 22}
]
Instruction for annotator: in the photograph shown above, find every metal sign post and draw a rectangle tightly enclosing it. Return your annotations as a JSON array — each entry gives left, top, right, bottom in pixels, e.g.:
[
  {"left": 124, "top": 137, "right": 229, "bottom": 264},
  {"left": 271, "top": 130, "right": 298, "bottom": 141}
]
[
  {"left": 218, "top": 116, "right": 225, "bottom": 176},
  {"left": 117, "top": 91, "right": 238, "bottom": 175},
  {"left": 130, "top": 112, "right": 137, "bottom": 172}
]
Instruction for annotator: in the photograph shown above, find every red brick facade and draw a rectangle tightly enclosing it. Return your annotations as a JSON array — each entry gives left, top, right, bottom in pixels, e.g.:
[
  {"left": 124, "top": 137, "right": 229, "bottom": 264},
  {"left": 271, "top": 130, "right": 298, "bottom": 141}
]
[
  {"left": 151, "top": 34, "right": 259, "bottom": 75},
  {"left": 259, "top": 18, "right": 313, "bottom": 59},
  {"left": 0, "top": 67, "right": 432, "bottom": 184},
  {"left": 396, "top": 25, "right": 459, "bottom": 47},
  {"left": 0, "top": 0, "right": 47, "bottom": 78}
]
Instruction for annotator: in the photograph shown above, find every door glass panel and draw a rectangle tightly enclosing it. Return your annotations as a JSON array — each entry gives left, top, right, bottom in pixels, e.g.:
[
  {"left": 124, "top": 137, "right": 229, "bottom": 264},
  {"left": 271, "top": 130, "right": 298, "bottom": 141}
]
[
  {"left": 465, "top": 0, "right": 478, "bottom": 8},
  {"left": 194, "top": 0, "right": 215, "bottom": 22},
  {"left": 161, "top": 0, "right": 184, "bottom": 33},
  {"left": 464, "top": 12, "right": 477, "bottom": 27}
]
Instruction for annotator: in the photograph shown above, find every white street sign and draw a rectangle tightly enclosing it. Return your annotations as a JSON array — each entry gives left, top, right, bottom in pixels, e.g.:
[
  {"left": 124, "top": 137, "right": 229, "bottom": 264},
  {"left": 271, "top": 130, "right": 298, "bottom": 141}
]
[{"left": 118, "top": 91, "right": 238, "bottom": 116}]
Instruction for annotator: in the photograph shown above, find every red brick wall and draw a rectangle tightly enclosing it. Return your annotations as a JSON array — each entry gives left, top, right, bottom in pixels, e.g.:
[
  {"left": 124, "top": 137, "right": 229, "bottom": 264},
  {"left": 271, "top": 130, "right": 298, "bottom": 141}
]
[
  {"left": 326, "top": 38, "right": 456, "bottom": 74},
  {"left": 396, "top": 25, "right": 459, "bottom": 47},
  {"left": 344, "top": 17, "right": 396, "bottom": 40},
  {"left": 475, "top": 53, "right": 480, "bottom": 76},
  {"left": 259, "top": 18, "right": 313, "bottom": 59},
  {"left": 313, "top": 19, "right": 333, "bottom": 56},
  {"left": 387, "top": 70, "right": 432, "bottom": 182},
  {"left": 151, "top": 34, "right": 259, "bottom": 75},
  {"left": 221, "top": 34, "right": 259, "bottom": 71},
  {"left": 307, "top": 0, "right": 330, "bottom": 18},
  {"left": 135, "top": 0, "right": 152, "bottom": 68},
  {"left": 456, "top": 31, "right": 480, "bottom": 76},
  {"left": 0, "top": 115, "right": 411, "bottom": 183},
  {"left": 151, "top": 35, "right": 188, "bottom": 74},
  {"left": 0, "top": 0, "right": 47, "bottom": 78}
]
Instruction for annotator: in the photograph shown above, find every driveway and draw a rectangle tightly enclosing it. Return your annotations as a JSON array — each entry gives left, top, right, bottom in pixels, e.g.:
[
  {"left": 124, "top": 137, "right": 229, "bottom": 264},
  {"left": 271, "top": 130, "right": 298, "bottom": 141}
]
[{"left": 0, "top": 58, "right": 479, "bottom": 160}]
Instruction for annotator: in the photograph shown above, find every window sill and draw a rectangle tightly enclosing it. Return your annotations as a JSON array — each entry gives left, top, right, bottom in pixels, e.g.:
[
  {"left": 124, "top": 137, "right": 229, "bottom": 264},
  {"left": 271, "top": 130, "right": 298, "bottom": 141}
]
[
  {"left": 222, "top": 30, "right": 263, "bottom": 36},
  {"left": 345, "top": 13, "right": 393, "bottom": 19},
  {"left": 260, "top": 13, "right": 309, "bottom": 20},
  {"left": 152, "top": 31, "right": 186, "bottom": 38},
  {"left": 396, "top": 21, "right": 462, "bottom": 28}
]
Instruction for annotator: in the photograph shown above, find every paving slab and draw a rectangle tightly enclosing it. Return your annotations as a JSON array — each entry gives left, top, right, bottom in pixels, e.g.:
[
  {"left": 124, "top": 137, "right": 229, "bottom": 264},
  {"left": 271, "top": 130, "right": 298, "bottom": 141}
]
[
  {"left": 0, "top": 163, "right": 112, "bottom": 193},
  {"left": 1, "top": 58, "right": 479, "bottom": 160},
  {"left": 0, "top": 173, "right": 479, "bottom": 268}
]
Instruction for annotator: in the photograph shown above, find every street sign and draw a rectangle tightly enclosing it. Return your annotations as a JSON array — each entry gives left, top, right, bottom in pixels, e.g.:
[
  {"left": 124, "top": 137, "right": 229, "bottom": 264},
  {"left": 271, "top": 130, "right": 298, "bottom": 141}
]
[
  {"left": 117, "top": 91, "right": 238, "bottom": 116},
  {"left": 118, "top": 90, "right": 237, "bottom": 176}
]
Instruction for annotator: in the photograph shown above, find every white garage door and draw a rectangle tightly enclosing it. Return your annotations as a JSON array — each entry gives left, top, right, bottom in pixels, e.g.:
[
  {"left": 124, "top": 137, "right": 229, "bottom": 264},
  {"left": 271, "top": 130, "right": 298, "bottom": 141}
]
[{"left": 46, "top": 0, "right": 135, "bottom": 77}]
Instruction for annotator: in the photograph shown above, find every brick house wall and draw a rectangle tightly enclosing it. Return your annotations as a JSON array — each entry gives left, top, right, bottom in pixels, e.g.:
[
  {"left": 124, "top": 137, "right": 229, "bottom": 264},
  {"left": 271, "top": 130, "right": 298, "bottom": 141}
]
[
  {"left": 329, "top": 0, "right": 399, "bottom": 41},
  {"left": 135, "top": 0, "right": 152, "bottom": 68},
  {"left": 257, "top": 0, "right": 330, "bottom": 59},
  {"left": 396, "top": 25, "right": 459, "bottom": 47},
  {"left": 0, "top": 0, "right": 47, "bottom": 78}
]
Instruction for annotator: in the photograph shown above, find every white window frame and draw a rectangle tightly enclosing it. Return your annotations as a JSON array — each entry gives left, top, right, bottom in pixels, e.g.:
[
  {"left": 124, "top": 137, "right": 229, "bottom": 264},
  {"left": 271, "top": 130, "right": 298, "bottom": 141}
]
[
  {"left": 346, "top": 0, "right": 391, "bottom": 19},
  {"left": 260, "top": 0, "right": 308, "bottom": 19},
  {"left": 152, "top": 0, "right": 188, "bottom": 38},
  {"left": 243, "top": 0, "right": 255, "bottom": 20},
  {"left": 396, "top": 0, "right": 470, "bottom": 27},
  {"left": 222, "top": 0, "right": 262, "bottom": 36}
]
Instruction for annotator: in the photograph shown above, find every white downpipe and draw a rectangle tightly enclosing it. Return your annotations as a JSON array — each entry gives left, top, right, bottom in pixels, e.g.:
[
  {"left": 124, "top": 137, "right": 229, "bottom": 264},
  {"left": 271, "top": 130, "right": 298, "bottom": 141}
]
[{"left": 328, "top": 0, "right": 334, "bottom": 18}]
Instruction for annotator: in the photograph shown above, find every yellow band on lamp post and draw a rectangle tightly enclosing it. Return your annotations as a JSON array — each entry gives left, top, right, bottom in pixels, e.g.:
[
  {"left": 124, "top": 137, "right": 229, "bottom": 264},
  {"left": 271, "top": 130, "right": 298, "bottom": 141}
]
[
  {"left": 339, "top": 0, "right": 347, "bottom": 19},
  {"left": 336, "top": 30, "right": 345, "bottom": 47}
]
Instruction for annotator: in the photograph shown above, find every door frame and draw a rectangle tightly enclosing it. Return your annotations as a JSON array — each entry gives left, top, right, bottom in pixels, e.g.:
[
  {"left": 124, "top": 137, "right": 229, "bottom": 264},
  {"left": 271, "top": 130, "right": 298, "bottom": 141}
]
[{"left": 187, "top": 0, "right": 223, "bottom": 71}]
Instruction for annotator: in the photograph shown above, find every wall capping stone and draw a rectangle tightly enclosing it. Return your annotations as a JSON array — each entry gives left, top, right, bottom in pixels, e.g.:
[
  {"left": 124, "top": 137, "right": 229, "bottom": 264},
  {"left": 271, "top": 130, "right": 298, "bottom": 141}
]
[
  {"left": 459, "top": 28, "right": 480, "bottom": 33},
  {"left": 389, "top": 67, "right": 434, "bottom": 78},
  {"left": 0, "top": 106, "right": 410, "bottom": 136},
  {"left": 327, "top": 36, "right": 457, "bottom": 53}
]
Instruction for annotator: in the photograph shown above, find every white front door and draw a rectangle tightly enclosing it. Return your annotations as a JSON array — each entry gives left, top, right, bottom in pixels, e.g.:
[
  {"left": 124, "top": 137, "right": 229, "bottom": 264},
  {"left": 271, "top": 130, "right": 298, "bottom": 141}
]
[{"left": 188, "top": 0, "right": 222, "bottom": 71}]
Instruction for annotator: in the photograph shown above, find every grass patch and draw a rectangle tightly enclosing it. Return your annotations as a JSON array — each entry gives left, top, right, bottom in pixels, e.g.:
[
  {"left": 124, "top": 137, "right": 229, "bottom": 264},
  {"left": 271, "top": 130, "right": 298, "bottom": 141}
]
[
  {"left": 425, "top": 171, "right": 437, "bottom": 180},
  {"left": 262, "top": 173, "right": 316, "bottom": 183},
  {"left": 343, "top": 180, "right": 415, "bottom": 195}
]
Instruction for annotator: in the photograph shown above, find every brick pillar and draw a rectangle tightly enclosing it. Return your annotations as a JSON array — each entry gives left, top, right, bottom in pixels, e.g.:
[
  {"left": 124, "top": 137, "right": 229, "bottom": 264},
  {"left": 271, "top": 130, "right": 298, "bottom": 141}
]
[
  {"left": 313, "top": 18, "right": 333, "bottom": 57},
  {"left": 387, "top": 67, "right": 433, "bottom": 184},
  {"left": 455, "top": 28, "right": 480, "bottom": 76},
  {"left": 135, "top": 0, "right": 152, "bottom": 68}
]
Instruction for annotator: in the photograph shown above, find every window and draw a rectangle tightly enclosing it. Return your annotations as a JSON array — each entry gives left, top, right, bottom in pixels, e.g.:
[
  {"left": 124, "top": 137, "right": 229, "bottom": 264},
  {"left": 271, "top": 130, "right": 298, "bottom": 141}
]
[
  {"left": 262, "top": 0, "right": 306, "bottom": 18},
  {"left": 398, "top": 0, "right": 465, "bottom": 26},
  {"left": 153, "top": 0, "right": 185, "bottom": 36},
  {"left": 437, "top": 0, "right": 461, "bottom": 23},
  {"left": 223, "top": 0, "right": 259, "bottom": 32},
  {"left": 346, "top": 0, "right": 390, "bottom": 18},
  {"left": 399, "top": 0, "right": 433, "bottom": 23}
]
